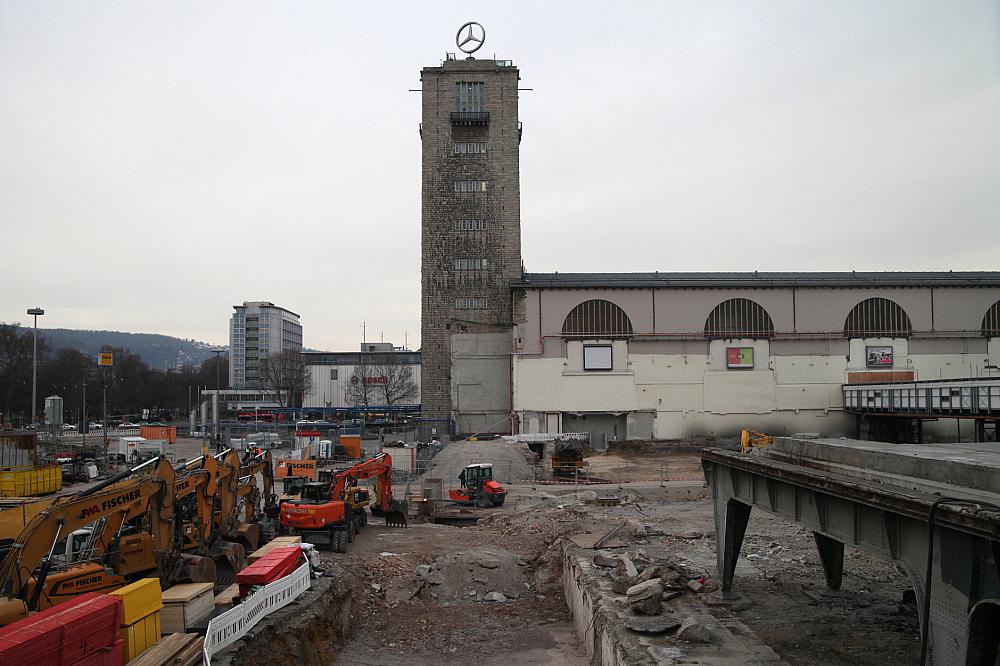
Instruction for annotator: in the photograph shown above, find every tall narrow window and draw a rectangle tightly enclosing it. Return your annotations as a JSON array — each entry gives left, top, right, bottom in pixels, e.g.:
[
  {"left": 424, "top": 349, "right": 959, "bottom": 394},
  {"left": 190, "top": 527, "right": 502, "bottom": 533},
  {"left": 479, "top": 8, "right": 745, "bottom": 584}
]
[{"left": 456, "top": 82, "right": 485, "bottom": 112}]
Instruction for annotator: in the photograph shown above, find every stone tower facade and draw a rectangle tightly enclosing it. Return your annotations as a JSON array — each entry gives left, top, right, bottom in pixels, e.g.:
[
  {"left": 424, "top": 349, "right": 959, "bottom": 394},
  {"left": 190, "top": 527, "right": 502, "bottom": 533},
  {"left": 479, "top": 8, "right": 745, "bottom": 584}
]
[{"left": 420, "top": 56, "right": 522, "bottom": 431}]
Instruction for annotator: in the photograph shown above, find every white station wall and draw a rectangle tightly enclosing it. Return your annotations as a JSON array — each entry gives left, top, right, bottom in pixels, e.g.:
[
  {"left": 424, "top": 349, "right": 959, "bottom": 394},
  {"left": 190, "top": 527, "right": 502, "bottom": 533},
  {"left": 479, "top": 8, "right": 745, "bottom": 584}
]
[{"left": 514, "top": 337, "right": 996, "bottom": 440}]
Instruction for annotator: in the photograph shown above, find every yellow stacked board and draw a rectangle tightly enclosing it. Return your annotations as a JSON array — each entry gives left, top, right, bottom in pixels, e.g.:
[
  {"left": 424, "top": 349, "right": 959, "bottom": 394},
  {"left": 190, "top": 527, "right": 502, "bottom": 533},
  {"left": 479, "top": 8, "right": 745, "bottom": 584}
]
[
  {"left": 247, "top": 536, "right": 302, "bottom": 563},
  {"left": 109, "top": 578, "right": 163, "bottom": 663}
]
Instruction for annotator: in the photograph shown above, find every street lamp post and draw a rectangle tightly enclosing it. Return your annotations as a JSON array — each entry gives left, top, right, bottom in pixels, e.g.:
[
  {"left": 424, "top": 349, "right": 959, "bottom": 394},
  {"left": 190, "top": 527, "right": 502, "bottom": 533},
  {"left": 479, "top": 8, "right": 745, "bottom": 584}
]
[
  {"left": 212, "top": 349, "right": 225, "bottom": 447},
  {"left": 26, "top": 308, "right": 44, "bottom": 425}
]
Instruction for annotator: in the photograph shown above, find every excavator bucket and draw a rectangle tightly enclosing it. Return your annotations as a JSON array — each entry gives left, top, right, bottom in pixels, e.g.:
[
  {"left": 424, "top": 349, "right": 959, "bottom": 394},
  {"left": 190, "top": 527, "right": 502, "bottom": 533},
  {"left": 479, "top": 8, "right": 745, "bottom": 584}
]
[
  {"left": 209, "top": 540, "right": 248, "bottom": 582},
  {"left": 384, "top": 500, "right": 409, "bottom": 528}
]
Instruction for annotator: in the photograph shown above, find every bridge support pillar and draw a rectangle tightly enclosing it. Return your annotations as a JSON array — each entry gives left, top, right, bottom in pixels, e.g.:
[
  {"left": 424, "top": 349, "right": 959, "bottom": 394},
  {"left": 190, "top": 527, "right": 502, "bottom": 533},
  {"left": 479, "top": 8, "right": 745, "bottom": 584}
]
[
  {"left": 813, "top": 532, "right": 844, "bottom": 590},
  {"left": 720, "top": 499, "right": 752, "bottom": 592}
]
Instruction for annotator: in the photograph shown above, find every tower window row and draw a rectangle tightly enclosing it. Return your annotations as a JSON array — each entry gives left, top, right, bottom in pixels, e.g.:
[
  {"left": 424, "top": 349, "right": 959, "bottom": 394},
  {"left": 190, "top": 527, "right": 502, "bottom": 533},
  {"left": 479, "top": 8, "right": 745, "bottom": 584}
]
[
  {"left": 454, "top": 180, "right": 488, "bottom": 193},
  {"left": 456, "top": 297, "right": 489, "bottom": 310},
  {"left": 453, "top": 142, "right": 487, "bottom": 155},
  {"left": 454, "top": 258, "right": 489, "bottom": 270},
  {"left": 455, "top": 219, "right": 488, "bottom": 231}
]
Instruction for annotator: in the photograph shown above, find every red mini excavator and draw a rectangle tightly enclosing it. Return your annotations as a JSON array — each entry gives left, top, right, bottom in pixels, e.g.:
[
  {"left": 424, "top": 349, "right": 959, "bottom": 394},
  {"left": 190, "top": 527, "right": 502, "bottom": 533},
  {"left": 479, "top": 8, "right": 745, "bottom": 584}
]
[
  {"left": 448, "top": 463, "right": 507, "bottom": 508},
  {"left": 278, "top": 452, "right": 407, "bottom": 553}
]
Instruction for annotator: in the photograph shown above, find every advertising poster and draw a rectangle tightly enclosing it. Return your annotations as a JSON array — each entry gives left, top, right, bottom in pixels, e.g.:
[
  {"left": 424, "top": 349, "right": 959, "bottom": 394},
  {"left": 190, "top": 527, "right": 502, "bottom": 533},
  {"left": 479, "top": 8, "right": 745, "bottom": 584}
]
[
  {"left": 727, "top": 347, "right": 754, "bottom": 369},
  {"left": 866, "top": 346, "right": 894, "bottom": 368}
]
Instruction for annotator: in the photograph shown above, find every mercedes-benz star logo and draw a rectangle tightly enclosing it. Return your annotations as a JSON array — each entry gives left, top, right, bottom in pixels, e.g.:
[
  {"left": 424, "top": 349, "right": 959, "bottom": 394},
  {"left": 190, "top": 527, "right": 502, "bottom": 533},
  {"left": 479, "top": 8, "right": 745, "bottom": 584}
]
[{"left": 456, "top": 21, "right": 486, "bottom": 55}]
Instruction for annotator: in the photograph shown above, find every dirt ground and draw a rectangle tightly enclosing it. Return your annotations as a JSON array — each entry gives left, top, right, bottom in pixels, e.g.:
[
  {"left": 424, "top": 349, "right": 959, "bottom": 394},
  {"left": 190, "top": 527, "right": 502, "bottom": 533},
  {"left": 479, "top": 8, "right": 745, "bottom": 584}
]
[{"left": 223, "top": 450, "right": 919, "bottom": 666}]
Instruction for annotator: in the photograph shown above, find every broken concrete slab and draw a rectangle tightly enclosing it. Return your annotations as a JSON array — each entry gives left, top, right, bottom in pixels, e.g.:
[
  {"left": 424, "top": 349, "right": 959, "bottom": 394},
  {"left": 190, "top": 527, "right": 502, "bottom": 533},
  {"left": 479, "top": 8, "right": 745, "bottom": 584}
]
[
  {"left": 626, "top": 615, "right": 681, "bottom": 634},
  {"left": 676, "top": 616, "right": 712, "bottom": 643},
  {"left": 593, "top": 553, "right": 618, "bottom": 568},
  {"left": 636, "top": 564, "right": 659, "bottom": 583},
  {"left": 484, "top": 591, "right": 507, "bottom": 602},
  {"left": 686, "top": 579, "right": 705, "bottom": 593},
  {"left": 612, "top": 557, "right": 640, "bottom": 594},
  {"left": 627, "top": 579, "right": 664, "bottom": 615}
]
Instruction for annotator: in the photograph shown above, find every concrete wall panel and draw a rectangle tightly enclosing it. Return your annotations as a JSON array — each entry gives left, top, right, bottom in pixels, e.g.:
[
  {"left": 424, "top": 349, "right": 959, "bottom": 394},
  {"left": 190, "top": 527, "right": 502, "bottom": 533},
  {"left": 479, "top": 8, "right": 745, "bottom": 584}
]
[
  {"left": 929, "top": 288, "right": 1000, "bottom": 332},
  {"left": 794, "top": 288, "right": 932, "bottom": 333},
  {"left": 653, "top": 289, "right": 793, "bottom": 335},
  {"left": 703, "top": 371, "right": 777, "bottom": 414},
  {"left": 773, "top": 356, "right": 847, "bottom": 384}
]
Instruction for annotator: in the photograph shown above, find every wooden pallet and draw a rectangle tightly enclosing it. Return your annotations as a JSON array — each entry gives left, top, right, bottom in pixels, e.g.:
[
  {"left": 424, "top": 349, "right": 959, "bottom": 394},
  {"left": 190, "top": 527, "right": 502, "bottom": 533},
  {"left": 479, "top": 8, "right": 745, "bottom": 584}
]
[{"left": 131, "top": 632, "right": 203, "bottom": 666}]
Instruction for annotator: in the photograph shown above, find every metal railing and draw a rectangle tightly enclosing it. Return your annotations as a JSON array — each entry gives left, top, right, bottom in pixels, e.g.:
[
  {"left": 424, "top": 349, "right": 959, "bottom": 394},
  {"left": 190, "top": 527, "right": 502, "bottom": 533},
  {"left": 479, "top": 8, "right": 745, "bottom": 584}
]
[
  {"left": 202, "top": 561, "right": 311, "bottom": 665},
  {"left": 450, "top": 111, "right": 490, "bottom": 125}
]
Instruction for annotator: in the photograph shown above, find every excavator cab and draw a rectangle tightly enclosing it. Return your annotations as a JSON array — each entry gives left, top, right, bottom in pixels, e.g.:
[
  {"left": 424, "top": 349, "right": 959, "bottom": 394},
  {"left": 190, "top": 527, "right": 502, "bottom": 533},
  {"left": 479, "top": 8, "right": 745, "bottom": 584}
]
[
  {"left": 298, "top": 482, "right": 330, "bottom": 504},
  {"left": 448, "top": 463, "right": 507, "bottom": 508}
]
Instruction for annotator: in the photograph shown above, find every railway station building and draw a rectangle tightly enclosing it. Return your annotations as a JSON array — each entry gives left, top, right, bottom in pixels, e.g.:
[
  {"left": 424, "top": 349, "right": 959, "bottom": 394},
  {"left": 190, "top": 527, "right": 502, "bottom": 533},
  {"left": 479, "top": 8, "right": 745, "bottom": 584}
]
[{"left": 418, "top": 45, "right": 1000, "bottom": 443}]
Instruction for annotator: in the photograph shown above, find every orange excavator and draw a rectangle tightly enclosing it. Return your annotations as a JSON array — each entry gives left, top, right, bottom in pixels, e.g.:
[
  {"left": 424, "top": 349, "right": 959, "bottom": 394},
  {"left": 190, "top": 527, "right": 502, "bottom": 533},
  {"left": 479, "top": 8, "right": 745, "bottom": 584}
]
[{"left": 279, "top": 452, "right": 407, "bottom": 553}]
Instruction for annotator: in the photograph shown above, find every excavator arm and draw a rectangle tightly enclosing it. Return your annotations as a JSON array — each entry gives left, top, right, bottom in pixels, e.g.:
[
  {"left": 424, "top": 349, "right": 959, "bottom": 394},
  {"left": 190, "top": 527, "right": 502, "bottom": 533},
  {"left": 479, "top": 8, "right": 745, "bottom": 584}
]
[
  {"left": 0, "top": 456, "right": 176, "bottom": 608},
  {"left": 331, "top": 453, "right": 407, "bottom": 526},
  {"left": 237, "top": 450, "right": 276, "bottom": 524},
  {"left": 174, "top": 455, "right": 218, "bottom": 553}
]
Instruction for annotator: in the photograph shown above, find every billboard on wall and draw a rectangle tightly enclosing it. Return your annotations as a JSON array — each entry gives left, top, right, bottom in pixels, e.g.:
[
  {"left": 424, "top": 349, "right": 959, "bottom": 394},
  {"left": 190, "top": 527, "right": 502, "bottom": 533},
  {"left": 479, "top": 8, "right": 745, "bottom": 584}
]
[
  {"left": 866, "top": 346, "right": 894, "bottom": 368},
  {"left": 726, "top": 347, "right": 754, "bottom": 369}
]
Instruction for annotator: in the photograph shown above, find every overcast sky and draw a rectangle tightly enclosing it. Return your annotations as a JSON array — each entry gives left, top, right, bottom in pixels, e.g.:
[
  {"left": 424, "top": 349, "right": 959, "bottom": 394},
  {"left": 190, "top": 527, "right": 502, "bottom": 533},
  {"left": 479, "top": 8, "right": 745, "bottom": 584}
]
[{"left": 2, "top": 1, "right": 998, "bottom": 351}]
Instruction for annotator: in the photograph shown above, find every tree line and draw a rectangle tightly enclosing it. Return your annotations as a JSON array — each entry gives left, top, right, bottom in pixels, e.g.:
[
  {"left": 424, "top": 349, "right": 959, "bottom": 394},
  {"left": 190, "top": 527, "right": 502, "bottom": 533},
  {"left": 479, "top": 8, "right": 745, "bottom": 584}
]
[{"left": 0, "top": 323, "right": 228, "bottom": 426}]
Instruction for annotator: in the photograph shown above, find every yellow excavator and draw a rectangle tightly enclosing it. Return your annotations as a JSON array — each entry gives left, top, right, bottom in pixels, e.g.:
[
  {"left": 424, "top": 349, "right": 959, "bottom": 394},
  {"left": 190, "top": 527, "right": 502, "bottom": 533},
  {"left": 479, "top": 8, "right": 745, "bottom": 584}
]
[
  {"left": 0, "top": 456, "right": 179, "bottom": 624},
  {"left": 235, "top": 450, "right": 277, "bottom": 548},
  {"left": 740, "top": 429, "right": 774, "bottom": 453}
]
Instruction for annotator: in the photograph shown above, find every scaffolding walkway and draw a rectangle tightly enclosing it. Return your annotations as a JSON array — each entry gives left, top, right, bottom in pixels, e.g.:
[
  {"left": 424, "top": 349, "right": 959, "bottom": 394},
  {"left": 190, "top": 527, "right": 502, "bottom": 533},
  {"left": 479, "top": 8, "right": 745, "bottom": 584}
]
[{"left": 843, "top": 377, "right": 1000, "bottom": 442}]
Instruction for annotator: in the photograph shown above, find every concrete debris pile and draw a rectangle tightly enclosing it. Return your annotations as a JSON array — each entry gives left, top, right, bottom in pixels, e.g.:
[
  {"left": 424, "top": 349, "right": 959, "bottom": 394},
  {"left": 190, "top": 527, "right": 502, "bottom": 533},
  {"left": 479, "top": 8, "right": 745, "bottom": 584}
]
[
  {"left": 597, "top": 552, "right": 716, "bottom": 617},
  {"left": 416, "top": 547, "right": 532, "bottom": 602},
  {"left": 420, "top": 439, "right": 535, "bottom": 483},
  {"left": 627, "top": 578, "right": 664, "bottom": 614}
]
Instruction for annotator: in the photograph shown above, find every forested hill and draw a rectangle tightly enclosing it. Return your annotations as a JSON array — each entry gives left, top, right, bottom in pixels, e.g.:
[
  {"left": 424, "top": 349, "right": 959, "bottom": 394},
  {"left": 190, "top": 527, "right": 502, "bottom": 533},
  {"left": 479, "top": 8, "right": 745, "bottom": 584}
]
[{"left": 17, "top": 327, "right": 219, "bottom": 369}]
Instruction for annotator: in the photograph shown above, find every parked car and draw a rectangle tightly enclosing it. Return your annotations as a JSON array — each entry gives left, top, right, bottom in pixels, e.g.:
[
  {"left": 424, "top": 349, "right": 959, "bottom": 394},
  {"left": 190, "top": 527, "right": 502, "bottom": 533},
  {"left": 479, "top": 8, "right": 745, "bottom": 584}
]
[{"left": 61, "top": 424, "right": 76, "bottom": 431}]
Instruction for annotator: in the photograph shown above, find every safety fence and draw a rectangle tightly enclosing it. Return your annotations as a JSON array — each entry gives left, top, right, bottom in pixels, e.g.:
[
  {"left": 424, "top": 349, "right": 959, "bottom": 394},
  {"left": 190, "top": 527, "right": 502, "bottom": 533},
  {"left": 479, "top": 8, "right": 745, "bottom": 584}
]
[{"left": 202, "top": 561, "right": 312, "bottom": 665}]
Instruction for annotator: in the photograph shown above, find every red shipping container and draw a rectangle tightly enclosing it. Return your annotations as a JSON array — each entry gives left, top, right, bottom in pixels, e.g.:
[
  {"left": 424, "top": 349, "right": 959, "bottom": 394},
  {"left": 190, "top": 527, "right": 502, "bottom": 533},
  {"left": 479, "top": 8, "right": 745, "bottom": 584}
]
[
  {"left": 236, "top": 546, "right": 303, "bottom": 596},
  {"left": 66, "top": 639, "right": 123, "bottom": 666}
]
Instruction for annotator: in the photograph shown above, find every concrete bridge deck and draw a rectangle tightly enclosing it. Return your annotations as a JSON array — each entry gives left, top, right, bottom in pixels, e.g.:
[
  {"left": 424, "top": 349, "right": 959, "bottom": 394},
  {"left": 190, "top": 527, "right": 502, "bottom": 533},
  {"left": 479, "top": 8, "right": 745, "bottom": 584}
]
[{"left": 702, "top": 437, "right": 1000, "bottom": 666}]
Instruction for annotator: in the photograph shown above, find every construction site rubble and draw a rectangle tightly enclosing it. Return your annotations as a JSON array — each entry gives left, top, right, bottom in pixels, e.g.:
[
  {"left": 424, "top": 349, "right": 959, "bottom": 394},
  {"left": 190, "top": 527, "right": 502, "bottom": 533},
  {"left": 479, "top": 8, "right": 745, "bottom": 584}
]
[
  {"left": 627, "top": 578, "right": 664, "bottom": 614},
  {"left": 417, "top": 547, "right": 531, "bottom": 602},
  {"left": 195, "top": 444, "right": 923, "bottom": 666}
]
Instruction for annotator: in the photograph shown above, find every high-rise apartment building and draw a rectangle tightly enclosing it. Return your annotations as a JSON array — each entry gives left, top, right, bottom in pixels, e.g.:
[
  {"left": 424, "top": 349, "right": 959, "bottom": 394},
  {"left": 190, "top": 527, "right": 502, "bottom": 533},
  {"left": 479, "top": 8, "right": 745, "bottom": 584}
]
[
  {"left": 229, "top": 301, "right": 303, "bottom": 388},
  {"left": 420, "top": 54, "right": 523, "bottom": 429}
]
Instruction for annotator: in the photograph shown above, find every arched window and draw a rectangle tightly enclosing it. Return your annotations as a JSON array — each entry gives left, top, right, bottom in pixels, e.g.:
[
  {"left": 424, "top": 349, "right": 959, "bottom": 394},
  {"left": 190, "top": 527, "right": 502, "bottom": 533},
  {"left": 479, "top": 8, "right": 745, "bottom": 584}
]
[
  {"left": 704, "top": 298, "right": 774, "bottom": 339},
  {"left": 562, "top": 299, "right": 633, "bottom": 338},
  {"left": 983, "top": 301, "right": 1000, "bottom": 337},
  {"left": 843, "top": 298, "right": 912, "bottom": 338}
]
